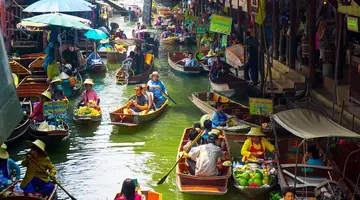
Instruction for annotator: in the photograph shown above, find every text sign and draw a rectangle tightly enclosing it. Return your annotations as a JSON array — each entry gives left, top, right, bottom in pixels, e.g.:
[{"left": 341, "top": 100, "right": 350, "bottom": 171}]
[
  {"left": 249, "top": 98, "right": 273, "bottom": 115},
  {"left": 43, "top": 101, "right": 68, "bottom": 118},
  {"left": 196, "top": 24, "right": 209, "bottom": 34},
  {"left": 209, "top": 14, "right": 232, "bottom": 35},
  {"left": 347, "top": 16, "right": 359, "bottom": 32}
]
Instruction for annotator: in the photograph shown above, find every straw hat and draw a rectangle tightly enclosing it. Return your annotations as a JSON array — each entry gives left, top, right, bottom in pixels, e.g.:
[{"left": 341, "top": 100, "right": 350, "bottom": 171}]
[
  {"left": 59, "top": 72, "right": 69, "bottom": 80},
  {"left": 149, "top": 71, "right": 160, "bottom": 79},
  {"left": 27, "top": 139, "right": 47, "bottom": 155},
  {"left": 246, "top": 127, "right": 266, "bottom": 137},
  {"left": 209, "top": 129, "right": 224, "bottom": 138},
  {"left": 41, "top": 91, "right": 52, "bottom": 100},
  {"left": 100, "top": 38, "right": 109, "bottom": 44},
  {"left": 50, "top": 76, "right": 61, "bottom": 83},
  {"left": 206, "top": 49, "right": 216, "bottom": 57},
  {"left": 83, "top": 79, "right": 95, "bottom": 86},
  {"left": 0, "top": 143, "right": 9, "bottom": 159}
]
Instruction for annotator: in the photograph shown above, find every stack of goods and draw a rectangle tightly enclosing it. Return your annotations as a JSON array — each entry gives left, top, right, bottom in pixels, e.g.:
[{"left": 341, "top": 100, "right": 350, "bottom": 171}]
[
  {"left": 75, "top": 101, "right": 101, "bottom": 117},
  {"left": 225, "top": 125, "right": 251, "bottom": 133},
  {"left": 37, "top": 121, "right": 65, "bottom": 131},
  {"left": 233, "top": 162, "right": 277, "bottom": 188},
  {"left": 114, "top": 44, "right": 127, "bottom": 54}
]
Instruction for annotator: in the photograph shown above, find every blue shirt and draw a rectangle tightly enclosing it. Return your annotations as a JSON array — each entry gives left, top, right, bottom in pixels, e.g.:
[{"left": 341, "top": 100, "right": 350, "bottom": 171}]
[
  {"left": 182, "top": 58, "right": 199, "bottom": 67},
  {"left": 308, "top": 158, "right": 324, "bottom": 166},
  {"left": 212, "top": 111, "right": 228, "bottom": 128},
  {"left": 147, "top": 79, "right": 167, "bottom": 99}
]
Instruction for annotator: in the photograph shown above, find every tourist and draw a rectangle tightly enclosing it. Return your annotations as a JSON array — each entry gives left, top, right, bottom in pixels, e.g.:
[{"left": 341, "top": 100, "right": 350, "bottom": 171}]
[
  {"left": 160, "top": 29, "right": 172, "bottom": 39},
  {"left": 180, "top": 134, "right": 227, "bottom": 176},
  {"left": 147, "top": 71, "right": 167, "bottom": 108},
  {"left": 202, "top": 49, "right": 217, "bottom": 66},
  {"left": 21, "top": 140, "right": 56, "bottom": 198},
  {"left": 241, "top": 127, "right": 276, "bottom": 162},
  {"left": 114, "top": 178, "right": 141, "bottom": 200},
  {"left": 201, "top": 120, "right": 212, "bottom": 144},
  {"left": 29, "top": 91, "right": 52, "bottom": 122},
  {"left": 49, "top": 76, "right": 65, "bottom": 101},
  {"left": 155, "top": 16, "right": 164, "bottom": 26},
  {"left": 78, "top": 79, "right": 100, "bottom": 107},
  {"left": 141, "top": 84, "right": 155, "bottom": 114},
  {"left": 244, "top": 30, "right": 258, "bottom": 84},
  {"left": 180, "top": 52, "right": 199, "bottom": 67},
  {"left": 115, "top": 29, "right": 127, "bottom": 39},
  {"left": 134, "top": 46, "right": 144, "bottom": 75},
  {"left": 211, "top": 102, "right": 230, "bottom": 129},
  {"left": 0, "top": 144, "right": 21, "bottom": 183},
  {"left": 282, "top": 188, "right": 295, "bottom": 200},
  {"left": 302, "top": 144, "right": 324, "bottom": 166},
  {"left": 183, "top": 128, "right": 200, "bottom": 152},
  {"left": 200, "top": 32, "right": 213, "bottom": 47},
  {"left": 124, "top": 85, "right": 149, "bottom": 115}
]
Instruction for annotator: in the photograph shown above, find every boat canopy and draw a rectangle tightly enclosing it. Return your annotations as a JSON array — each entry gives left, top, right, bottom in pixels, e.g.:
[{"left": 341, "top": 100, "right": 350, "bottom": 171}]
[{"left": 272, "top": 109, "right": 360, "bottom": 139}]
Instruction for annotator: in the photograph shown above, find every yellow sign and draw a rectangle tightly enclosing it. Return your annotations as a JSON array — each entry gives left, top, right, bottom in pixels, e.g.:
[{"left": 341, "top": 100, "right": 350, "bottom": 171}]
[
  {"left": 209, "top": 14, "right": 232, "bottom": 35},
  {"left": 249, "top": 98, "right": 273, "bottom": 115},
  {"left": 347, "top": 16, "right": 359, "bottom": 32}
]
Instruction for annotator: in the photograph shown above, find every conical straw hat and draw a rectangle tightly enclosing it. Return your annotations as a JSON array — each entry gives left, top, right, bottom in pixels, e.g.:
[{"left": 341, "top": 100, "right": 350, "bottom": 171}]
[
  {"left": 246, "top": 127, "right": 266, "bottom": 137},
  {"left": 0, "top": 143, "right": 9, "bottom": 159}
]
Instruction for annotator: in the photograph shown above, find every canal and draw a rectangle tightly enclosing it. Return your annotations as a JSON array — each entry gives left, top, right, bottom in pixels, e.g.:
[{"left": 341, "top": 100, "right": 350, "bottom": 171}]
[{"left": 8, "top": 12, "right": 249, "bottom": 200}]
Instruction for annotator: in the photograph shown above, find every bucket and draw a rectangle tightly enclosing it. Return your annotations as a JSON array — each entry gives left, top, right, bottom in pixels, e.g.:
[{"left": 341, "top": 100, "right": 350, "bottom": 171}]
[{"left": 322, "top": 62, "right": 333, "bottom": 76}]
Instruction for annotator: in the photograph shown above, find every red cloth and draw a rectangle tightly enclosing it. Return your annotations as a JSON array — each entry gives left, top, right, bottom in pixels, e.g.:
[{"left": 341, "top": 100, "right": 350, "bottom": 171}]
[
  {"left": 244, "top": 140, "right": 264, "bottom": 162},
  {"left": 29, "top": 102, "right": 44, "bottom": 122},
  {"left": 114, "top": 193, "right": 141, "bottom": 200}
]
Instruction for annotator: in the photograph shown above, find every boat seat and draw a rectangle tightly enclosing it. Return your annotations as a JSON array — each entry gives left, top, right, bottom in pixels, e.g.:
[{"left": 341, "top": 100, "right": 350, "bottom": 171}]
[{"left": 283, "top": 169, "right": 329, "bottom": 187}]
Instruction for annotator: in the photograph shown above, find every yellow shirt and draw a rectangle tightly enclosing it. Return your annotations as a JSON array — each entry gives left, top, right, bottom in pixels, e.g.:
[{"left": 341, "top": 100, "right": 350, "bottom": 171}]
[
  {"left": 241, "top": 138, "right": 275, "bottom": 162},
  {"left": 21, "top": 156, "right": 56, "bottom": 188}
]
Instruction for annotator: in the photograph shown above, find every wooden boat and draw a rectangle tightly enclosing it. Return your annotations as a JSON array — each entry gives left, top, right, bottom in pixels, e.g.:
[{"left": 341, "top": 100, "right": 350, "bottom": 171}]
[
  {"left": 106, "top": 51, "right": 126, "bottom": 63},
  {"left": 9, "top": 61, "right": 31, "bottom": 80},
  {"left": 160, "top": 36, "right": 179, "bottom": 44},
  {"left": 72, "top": 72, "right": 83, "bottom": 96},
  {"left": 5, "top": 101, "right": 32, "bottom": 144},
  {"left": 0, "top": 181, "right": 57, "bottom": 199},
  {"left": 9, "top": 52, "right": 46, "bottom": 68},
  {"left": 116, "top": 54, "right": 154, "bottom": 85},
  {"left": 225, "top": 44, "right": 247, "bottom": 69},
  {"left": 114, "top": 190, "right": 162, "bottom": 200},
  {"left": 29, "top": 121, "right": 70, "bottom": 144},
  {"left": 28, "top": 57, "right": 45, "bottom": 75},
  {"left": 87, "top": 58, "right": 107, "bottom": 73},
  {"left": 176, "top": 128, "right": 231, "bottom": 195},
  {"left": 73, "top": 110, "right": 102, "bottom": 124},
  {"left": 98, "top": 50, "right": 108, "bottom": 58},
  {"left": 154, "top": 25, "right": 168, "bottom": 30},
  {"left": 168, "top": 52, "right": 203, "bottom": 75},
  {"left": 209, "top": 74, "right": 248, "bottom": 97},
  {"left": 109, "top": 99, "right": 168, "bottom": 127},
  {"left": 16, "top": 76, "right": 49, "bottom": 98}
]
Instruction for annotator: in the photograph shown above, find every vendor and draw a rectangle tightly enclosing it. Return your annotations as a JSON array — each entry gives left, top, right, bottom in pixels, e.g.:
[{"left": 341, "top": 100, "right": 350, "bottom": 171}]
[
  {"left": 79, "top": 79, "right": 100, "bottom": 107},
  {"left": 241, "top": 127, "right": 276, "bottom": 162},
  {"left": 155, "top": 16, "right": 164, "bottom": 26},
  {"left": 302, "top": 144, "right": 324, "bottom": 166},
  {"left": 0, "top": 144, "right": 21, "bottom": 184},
  {"left": 200, "top": 32, "right": 213, "bottom": 47},
  {"left": 29, "top": 91, "right": 52, "bottom": 122},
  {"left": 49, "top": 76, "right": 65, "bottom": 101},
  {"left": 202, "top": 49, "right": 217, "bottom": 66},
  {"left": 211, "top": 102, "right": 230, "bottom": 128},
  {"left": 98, "top": 38, "right": 113, "bottom": 52}
]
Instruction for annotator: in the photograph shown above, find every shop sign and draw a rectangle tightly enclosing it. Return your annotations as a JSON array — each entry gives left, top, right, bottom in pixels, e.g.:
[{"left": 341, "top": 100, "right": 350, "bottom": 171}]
[
  {"left": 43, "top": 101, "right": 68, "bottom": 119},
  {"left": 196, "top": 24, "right": 209, "bottom": 35},
  {"left": 347, "top": 16, "right": 359, "bottom": 32},
  {"left": 209, "top": 14, "right": 232, "bottom": 35},
  {"left": 249, "top": 97, "right": 273, "bottom": 115}
]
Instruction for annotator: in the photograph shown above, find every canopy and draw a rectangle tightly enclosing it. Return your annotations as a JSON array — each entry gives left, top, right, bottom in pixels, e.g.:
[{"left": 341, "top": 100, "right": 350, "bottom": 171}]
[
  {"left": 22, "top": 13, "right": 91, "bottom": 30},
  {"left": 272, "top": 109, "right": 360, "bottom": 139},
  {"left": 24, "top": 0, "right": 92, "bottom": 13}
]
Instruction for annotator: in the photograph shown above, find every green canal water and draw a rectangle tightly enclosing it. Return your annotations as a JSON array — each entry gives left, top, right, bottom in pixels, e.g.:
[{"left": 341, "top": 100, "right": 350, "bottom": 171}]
[{"left": 7, "top": 15, "right": 254, "bottom": 200}]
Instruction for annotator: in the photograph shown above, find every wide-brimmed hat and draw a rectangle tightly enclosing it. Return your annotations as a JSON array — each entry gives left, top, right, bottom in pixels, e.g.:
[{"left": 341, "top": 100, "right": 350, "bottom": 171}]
[
  {"left": 149, "top": 71, "right": 160, "bottom": 79},
  {"left": 246, "top": 127, "right": 266, "bottom": 137},
  {"left": 100, "top": 38, "right": 109, "bottom": 44},
  {"left": 27, "top": 139, "right": 47, "bottom": 155},
  {"left": 209, "top": 129, "right": 224, "bottom": 138},
  {"left": 83, "top": 79, "right": 95, "bottom": 86},
  {"left": 59, "top": 72, "right": 69, "bottom": 80},
  {"left": 50, "top": 76, "right": 61, "bottom": 83},
  {"left": 0, "top": 144, "right": 9, "bottom": 159},
  {"left": 206, "top": 49, "right": 216, "bottom": 57},
  {"left": 41, "top": 91, "right": 52, "bottom": 100}
]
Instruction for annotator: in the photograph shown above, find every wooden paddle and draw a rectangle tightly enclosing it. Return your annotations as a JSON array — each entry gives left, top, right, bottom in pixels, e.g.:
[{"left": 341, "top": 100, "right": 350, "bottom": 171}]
[
  {"left": 157, "top": 130, "right": 204, "bottom": 185},
  {"left": 159, "top": 89, "right": 177, "bottom": 105},
  {"left": 28, "top": 157, "right": 77, "bottom": 200}
]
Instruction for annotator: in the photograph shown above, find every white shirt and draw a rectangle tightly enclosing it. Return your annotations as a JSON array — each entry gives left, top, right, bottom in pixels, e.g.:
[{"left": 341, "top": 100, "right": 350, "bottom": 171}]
[{"left": 189, "top": 143, "right": 224, "bottom": 176}]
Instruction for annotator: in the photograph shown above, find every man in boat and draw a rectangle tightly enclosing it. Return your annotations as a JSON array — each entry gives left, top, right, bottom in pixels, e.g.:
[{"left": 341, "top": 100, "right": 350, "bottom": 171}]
[
  {"left": 78, "top": 79, "right": 100, "bottom": 107},
  {"left": 202, "top": 49, "right": 217, "bottom": 66},
  {"left": 147, "top": 71, "right": 167, "bottom": 108},
  {"left": 211, "top": 102, "right": 231, "bottom": 128},
  {"left": 241, "top": 127, "right": 276, "bottom": 163},
  {"left": 134, "top": 46, "right": 144, "bottom": 75},
  {"left": 49, "top": 76, "right": 65, "bottom": 101},
  {"left": 244, "top": 30, "right": 259, "bottom": 85},
  {"left": 29, "top": 91, "right": 52, "bottom": 122},
  {"left": 209, "top": 56, "right": 232, "bottom": 80},
  {"left": 201, "top": 120, "right": 213, "bottom": 144},
  {"left": 115, "top": 29, "right": 127, "bottom": 39},
  {"left": 302, "top": 144, "right": 324, "bottom": 166},
  {"left": 21, "top": 139, "right": 56, "bottom": 198},
  {"left": 133, "top": 22, "right": 144, "bottom": 39},
  {"left": 124, "top": 85, "right": 149, "bottom": 115},
  {"left": 174, "top": 25, "right": 182, "bottom": 35},
  {"left": 180, "top": 134, "right": 227, "bottom": 176},
  {"left": 0, "top": 143, "right": 21, "bottom": 187},
  {"left": 183, "top": 128, "right": 201, "bottom": 153},
  {"left": 200, "top": 32, "right": 213, "bottom": 47},
  {"left": 180, "top": 52, "right": 200, "bottom": 67},
  {"left": 155, "top": 16, "right": 164, "bottom": 26}
]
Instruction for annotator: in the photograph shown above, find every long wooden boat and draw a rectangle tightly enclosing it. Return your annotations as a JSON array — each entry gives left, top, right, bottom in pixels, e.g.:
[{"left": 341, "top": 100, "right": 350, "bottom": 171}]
[
  {"left": 0, "top": 181, "right": 57, "bottom": 199},
  {"left": 161, "top": 37, "right": 179, "bottom": 44},
  {"left": 29, "top": 121, "right": 70, "bottom": 144},
  {"left": 5, "top": 101, "right": 32, "bottom": 144},
  {"left": 168, "top": 52, "right": 203, "bottom": 75},
  {"left": 225, "top": 44, "right": 247, "bottom": 69},
  {"left": 98, "top": 51, "right": 107, "bottom": 58},
  {"left": 86, "top": 58, "right": 107, "bottom": 73},
  {"left": 28, "top": 57, "right": 45, "bottom": 75},
  {"left": 209, "top": 74, "right": 248, "bottom": 97},
  {"left": 9, "top": 61, "right": 31, "bottom": 80},
  {"left": 116, "top": 55, "right": 154, "bottom": 85},
  {"left": 106, "top": 51, "right": 127, "bottom": 63},
  {"left": 114, "top": 190, "right": 162, "bottom": 200},
  {"left": 176, "top": 128, "right": 231, "bottom": 195},
  {"left": 16, "top": 76, "right": 49, "bottom": 98},
  {"left": 72, "top": 72, "right": 83, "bottom": 96},
  {"left": 109, "top": 99, "right": 169, "bottom": 127},
  {"left": 9, "top": 52, "right": 46, "bottom": 68}
]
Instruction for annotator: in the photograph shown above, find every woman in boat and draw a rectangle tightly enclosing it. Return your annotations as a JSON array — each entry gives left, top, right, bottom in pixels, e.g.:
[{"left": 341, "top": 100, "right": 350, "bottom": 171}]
[
  {"left": 21, "top": 139, "right": 56, "bottom": 198},
  {"left": 200, "top": 32, "right": 213, "bottom": 47},
  {"left": 183, "top": 128, "right": 200, "bottom": 153},
  {"left": 114, "top": 178, "right": 141, "bottom": 200},
  {"left": 302, "top": 144, "right": 324, "bottom": 166},
  {"left": 29, "top": 91, "right": 52, "bottom": 122},
  {"left": 147, "top": 71, "right": 167, "bottom": 108},
  {"left": 241, "top": 127, "right": 276, "bottom": 162},
  {"left": 211, "top": 102, "right": 230, "bottom": 129},
  {"left": 160, "top": 28, "right": 172, "bottom": 39},
  {"left": 202, "top": 49, "right": 217, "bottom": 66},
  {"left": 78, "top": 79, "right": 100, "bottom": 107},
  {"left": 141, "top": 84, "right": 155, "bottom": 114},
  {"left": 0, "top": 144, "right": 21, "bottom": 184},
  {"left": 49, "top": 76, "right": 65, "bottom": 101},
  {"left": 155, "top": 16, "right": 164, "bottom": 26}
]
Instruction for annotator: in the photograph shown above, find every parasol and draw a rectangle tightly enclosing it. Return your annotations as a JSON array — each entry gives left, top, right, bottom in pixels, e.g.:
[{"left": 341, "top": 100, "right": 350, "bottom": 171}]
[{"left": 23, "top": 0, "right": 93, "bottom": 13}]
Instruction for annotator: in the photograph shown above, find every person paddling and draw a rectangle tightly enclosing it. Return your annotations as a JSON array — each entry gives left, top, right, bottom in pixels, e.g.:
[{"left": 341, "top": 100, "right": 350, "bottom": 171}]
[{"left": 147, "top": 71, "right": 167, "bottom": 108}]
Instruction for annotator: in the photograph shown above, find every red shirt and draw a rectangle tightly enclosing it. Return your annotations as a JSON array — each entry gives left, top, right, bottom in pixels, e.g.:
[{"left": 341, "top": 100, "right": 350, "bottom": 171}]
[{"left": 30, "top": 102, "right": 44, "bottom": 122}]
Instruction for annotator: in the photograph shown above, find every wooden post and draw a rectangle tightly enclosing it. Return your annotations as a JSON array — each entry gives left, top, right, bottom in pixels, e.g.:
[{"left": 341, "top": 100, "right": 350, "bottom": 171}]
[
  {"left": 237, "top": 0, "right": 242, "bottom": 41},
  {"left": 308, "top": 0, "right": 316, "bottom": 86},
  {"left": 229, "top": 0, "right": 232, "bottom": 17},
  {"left": 289, "top": 0, "right": 297, "bottom": 69},
  {"left": 272, "top": 0, "right": 279, "bottom": 60}
]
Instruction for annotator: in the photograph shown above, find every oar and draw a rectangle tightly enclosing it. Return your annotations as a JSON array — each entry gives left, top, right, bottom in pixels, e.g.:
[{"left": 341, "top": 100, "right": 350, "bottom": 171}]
[
  {"left": 157, "top": 130, "right": 204, "bottom": 185},
  {"left": 28, "top": 157, "right": 77, "bottom": 200},
  {"left": 159, "top": 89, "right": 177, "bottom": 105}
]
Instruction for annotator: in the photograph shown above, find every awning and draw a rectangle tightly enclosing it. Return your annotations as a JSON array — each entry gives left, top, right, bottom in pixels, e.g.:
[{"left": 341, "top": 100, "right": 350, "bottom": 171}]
[{"left": 272, "top": 109, "right": 360, "bottom": 139}]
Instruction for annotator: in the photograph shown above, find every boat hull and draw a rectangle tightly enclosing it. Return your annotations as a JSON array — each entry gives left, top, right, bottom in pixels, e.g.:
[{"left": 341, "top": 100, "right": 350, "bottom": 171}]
[
  {"left": 0, "top": 182, "right": 57, "bottom": 200},
  {"left": 106, "top": 51, "right": 126, "bottom": 63},
  {"left": 168, "top": 52, "right": 203, "bottom": 75},
  {"left": 116, "top": 57, "right": 154, "bottom": 85},
  {"left": 209, "top": 76, "right": 248, "bottom": 97},
  {"left": 29, "top": 122, "right": 70, "bottom": 145},
  {"left": 5, "top": 101, "right": 33, "bottom": 143},
  {"left": 73, "top": 114, "right": 102, "bottom": 124}
]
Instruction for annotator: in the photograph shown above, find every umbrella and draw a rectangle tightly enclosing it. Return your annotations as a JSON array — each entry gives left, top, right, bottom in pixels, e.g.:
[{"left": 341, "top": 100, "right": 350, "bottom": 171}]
[
  {"left": 23, "top": 0, "right": 92, "bottom": 13},
  {"left": 22, "top": 13, "right": 91, "bottom": 30},
  {"left": 84, "top": 29, "right": 108, "bottom": 40}
]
